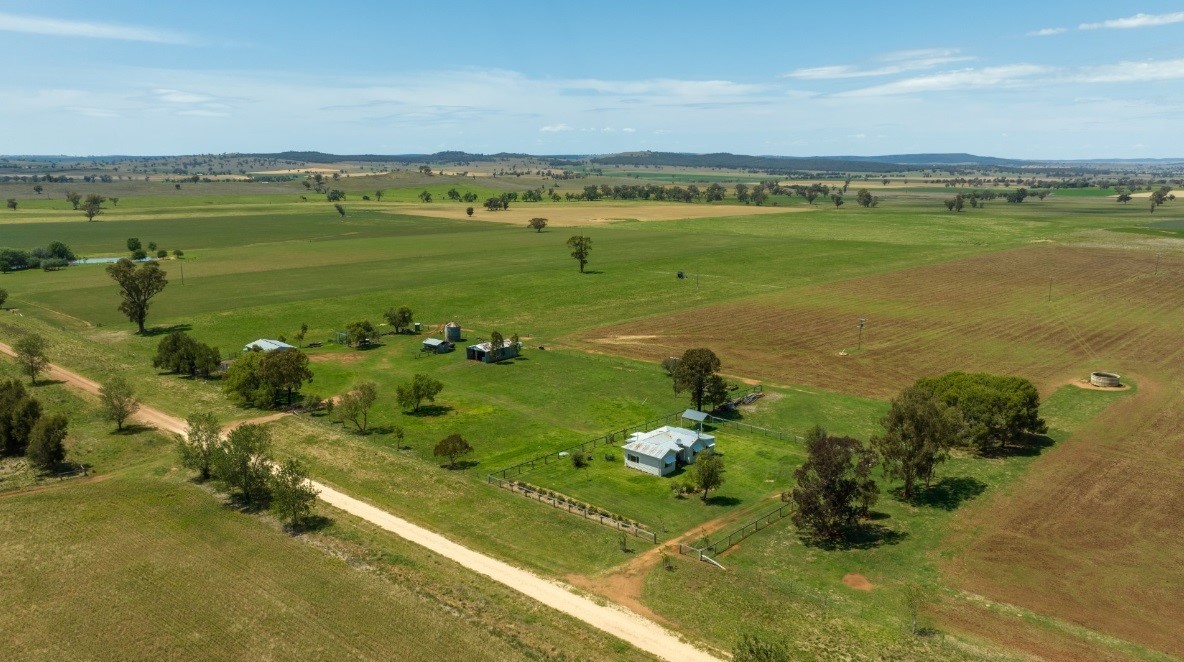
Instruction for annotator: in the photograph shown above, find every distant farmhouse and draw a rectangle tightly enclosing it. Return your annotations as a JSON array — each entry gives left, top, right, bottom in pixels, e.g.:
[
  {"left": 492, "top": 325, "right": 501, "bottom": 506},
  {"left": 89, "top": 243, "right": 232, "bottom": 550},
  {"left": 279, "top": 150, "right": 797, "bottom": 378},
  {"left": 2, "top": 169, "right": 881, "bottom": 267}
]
[
  {"left": 243, "top": 338, "right": 295, "bottom": 353},
  {"left": 466, "top": 339, "right": 521, "bottom": 363},
  {"left": 622, "top": 425, "right": 716, "bottom": 477}
]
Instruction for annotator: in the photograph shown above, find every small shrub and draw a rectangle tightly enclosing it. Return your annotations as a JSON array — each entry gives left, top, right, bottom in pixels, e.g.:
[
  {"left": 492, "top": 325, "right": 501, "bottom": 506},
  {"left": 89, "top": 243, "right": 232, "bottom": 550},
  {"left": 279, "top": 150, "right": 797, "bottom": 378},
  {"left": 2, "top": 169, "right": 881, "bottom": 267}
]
[
  {"left": 604, "top": 452, "right": 616, "bottom": 462},
  {"left": 571, "top": 452, "right": 588, "bottom": 469}
]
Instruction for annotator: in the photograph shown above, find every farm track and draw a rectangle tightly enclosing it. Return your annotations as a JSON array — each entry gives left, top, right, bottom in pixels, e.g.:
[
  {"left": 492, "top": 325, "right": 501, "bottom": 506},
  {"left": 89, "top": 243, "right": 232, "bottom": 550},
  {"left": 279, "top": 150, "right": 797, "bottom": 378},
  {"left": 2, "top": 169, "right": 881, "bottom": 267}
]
[{"left": 0, "top": 341, "right": 722, "bottom": 662}]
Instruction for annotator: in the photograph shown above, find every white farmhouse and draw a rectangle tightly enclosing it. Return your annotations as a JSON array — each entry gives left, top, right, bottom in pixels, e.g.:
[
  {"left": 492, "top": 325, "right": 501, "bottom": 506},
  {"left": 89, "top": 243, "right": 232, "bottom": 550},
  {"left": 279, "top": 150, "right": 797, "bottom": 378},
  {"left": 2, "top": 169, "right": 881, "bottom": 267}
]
[{"left": 622, "top": 426, "right": 716, "bottom": 477}]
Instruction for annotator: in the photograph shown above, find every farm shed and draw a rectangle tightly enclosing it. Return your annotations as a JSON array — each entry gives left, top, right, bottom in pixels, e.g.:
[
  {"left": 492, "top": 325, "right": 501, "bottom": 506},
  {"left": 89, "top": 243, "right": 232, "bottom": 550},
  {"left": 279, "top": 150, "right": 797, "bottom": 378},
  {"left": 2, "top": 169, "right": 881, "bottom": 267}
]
[
  {"left": 622, "top": 426, "right": 716, "bottom": 476},
  {"left": 681, "top": 408, "right": 709, "bottom": 431},
  {"left": 444, "top": 321, "right": 462, "bottom": 343},
  {"left": 422, "top": 338, "right": 454, "bottom": 354},
  {"left": 466, "top": 339, "right": 521, "bottom": 363},
  {"left": 243, "top": 338, "right": 295, "bottom": 353}
]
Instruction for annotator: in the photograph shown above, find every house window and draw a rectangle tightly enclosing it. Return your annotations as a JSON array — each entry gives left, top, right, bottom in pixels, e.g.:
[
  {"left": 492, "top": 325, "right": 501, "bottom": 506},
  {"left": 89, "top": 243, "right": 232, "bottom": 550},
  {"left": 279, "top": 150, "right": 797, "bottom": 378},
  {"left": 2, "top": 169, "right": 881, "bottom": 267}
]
[{"left": 627, "top": 454, "right": 640, "bottom": 463}]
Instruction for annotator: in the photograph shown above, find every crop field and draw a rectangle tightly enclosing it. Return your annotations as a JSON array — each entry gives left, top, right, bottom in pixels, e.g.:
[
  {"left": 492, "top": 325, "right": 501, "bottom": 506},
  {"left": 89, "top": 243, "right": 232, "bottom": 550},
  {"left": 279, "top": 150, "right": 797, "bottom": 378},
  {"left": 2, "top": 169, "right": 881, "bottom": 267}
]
[
  {"left": 583, "top": 245, "right": 1184, "bottom": 398},
  {"left": 2, "top": 173, "right": 1183, "bottom": 660}
]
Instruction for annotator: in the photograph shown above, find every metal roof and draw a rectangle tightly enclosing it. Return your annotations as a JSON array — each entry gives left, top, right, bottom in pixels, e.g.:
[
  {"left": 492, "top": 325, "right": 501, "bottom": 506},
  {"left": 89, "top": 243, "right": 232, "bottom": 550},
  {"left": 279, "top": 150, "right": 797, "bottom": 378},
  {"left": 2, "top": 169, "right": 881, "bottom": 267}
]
[
  {"left": 622, "top": 439, "right": 678, "bottom": 459},
  {"left": 423, "top": 338, "right": 449, "bottom": 346},
  {"left": 682, "top": 409, "right": 709, "bottom": 422},
  {"left": 244, "top": 338, "right": 295, "bottom": 352}
]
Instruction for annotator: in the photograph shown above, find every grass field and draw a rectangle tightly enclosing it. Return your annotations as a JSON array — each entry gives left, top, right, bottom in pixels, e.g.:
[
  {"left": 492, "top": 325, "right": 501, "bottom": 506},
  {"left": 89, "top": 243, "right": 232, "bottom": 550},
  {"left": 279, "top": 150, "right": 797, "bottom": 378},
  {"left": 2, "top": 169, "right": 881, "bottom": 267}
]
[
  {"left": 0, "top": 361, "right": 656, "bottom": 662},
  {"left": 2, "top": 172, "right": 1184, "bottom": 659}
]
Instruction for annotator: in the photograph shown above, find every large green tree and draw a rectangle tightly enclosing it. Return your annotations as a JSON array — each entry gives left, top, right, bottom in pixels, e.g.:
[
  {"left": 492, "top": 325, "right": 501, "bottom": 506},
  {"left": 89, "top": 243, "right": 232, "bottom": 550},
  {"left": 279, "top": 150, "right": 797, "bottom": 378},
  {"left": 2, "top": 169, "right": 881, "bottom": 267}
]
[
  {"left": 260, "top": 349, "right": 313, "bottom": 405},
  {"left": 179, "top": 412, "right": 221, "bottom": 481},
  {"left": 99, "top": 376, "right": 139, "bottom": 431},
  {"left": 26, "top": 414, "right": 68, "bottom": 471},
  {"left": 337, "top": 382, "right": 379, "bottom": 433},
  {"left": 692, "top": 451, "right": 725, "bottom": 502},
  {"left": 790, "top": 426, "right": 879, "bottom": 541},
  {"left": 211, "top": 423, "right": 273, "bottom": 507},
  {"left": 383, "top": 306, "right": 414, "bottom": 334},
  {"left": 396, "top": 374, "right": 443, "bottom": 413},
  {"left": 106, "top": 258, "right": 168, "bottom": 334},
  {"left": 672, "top": 348, "right": 723, "bottom": 411},
  {"left": 270, "top": 458, "right": 318, "bottom": 530},
  {"left": 566, "top": 235, "right": 592, "bottom": 273},
  {"left": 916, "top": 372, "right": 1046, "bottom": 452},
  {"left": 153, "top": 331, "right": 221, "bottom": 377},
  {"left": 433, "top": 433, "right": 473, "bottom": 469},
  {"left": 12, "top": 334, "right": 49, "bottom": 384},
  {"left": 871, "top": 385, "right": 964, "bottom": 499},
  {"left": 223, "top": 351, "right": 274, "bottom": 407},
  {"left": 0, "top": 379, "right": 41, "bottom": 456}
]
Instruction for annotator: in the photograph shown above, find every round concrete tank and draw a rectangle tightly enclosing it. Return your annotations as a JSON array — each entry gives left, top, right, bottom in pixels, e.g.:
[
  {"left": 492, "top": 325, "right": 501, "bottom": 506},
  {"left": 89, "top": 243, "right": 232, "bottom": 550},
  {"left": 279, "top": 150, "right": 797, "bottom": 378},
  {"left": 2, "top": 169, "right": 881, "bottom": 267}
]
[
  {"left": 445, "top": 321, "right": 461, "bottom": 342},
  {"left": 1089, "top": 371, "right": 1121, "bottom": 387}
]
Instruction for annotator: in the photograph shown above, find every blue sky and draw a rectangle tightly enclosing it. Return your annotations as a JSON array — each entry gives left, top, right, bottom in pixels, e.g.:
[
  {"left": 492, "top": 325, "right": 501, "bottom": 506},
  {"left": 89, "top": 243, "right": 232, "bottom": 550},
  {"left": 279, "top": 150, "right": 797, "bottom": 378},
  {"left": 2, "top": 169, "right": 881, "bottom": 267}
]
[{"left": 2, "top": 1, "right": 1183, "bottom": 158}]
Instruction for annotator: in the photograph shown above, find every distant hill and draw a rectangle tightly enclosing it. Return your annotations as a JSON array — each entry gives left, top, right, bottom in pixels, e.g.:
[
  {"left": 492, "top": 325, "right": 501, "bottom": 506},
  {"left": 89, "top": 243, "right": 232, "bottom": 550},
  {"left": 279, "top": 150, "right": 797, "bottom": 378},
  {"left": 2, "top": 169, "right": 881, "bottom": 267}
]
[
  {"left": 239, "top": 151, "right": 539, "bottom": 164},
  {"left": 588, "top": 151, "right": 914, "bottom": 173}
]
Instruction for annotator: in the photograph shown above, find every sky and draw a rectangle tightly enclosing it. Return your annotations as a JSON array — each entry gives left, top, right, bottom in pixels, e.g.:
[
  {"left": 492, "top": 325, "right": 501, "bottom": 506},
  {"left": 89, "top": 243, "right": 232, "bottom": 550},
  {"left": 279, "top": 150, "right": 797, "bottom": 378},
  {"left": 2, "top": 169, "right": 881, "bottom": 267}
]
[{"left": 2, "top": 1, "right": 1183, "bottom": 159}]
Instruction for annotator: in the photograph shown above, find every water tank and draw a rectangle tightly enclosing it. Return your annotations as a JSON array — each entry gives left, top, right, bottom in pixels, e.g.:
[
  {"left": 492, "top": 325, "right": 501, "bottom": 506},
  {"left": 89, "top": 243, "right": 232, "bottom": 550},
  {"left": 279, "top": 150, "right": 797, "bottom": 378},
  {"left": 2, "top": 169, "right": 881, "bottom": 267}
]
[
  {"left": 445, "top": 321, "right": 461, "bottom": 342},
  {"left": 413, "top": 322, "right": 422, "bottom": 333}
]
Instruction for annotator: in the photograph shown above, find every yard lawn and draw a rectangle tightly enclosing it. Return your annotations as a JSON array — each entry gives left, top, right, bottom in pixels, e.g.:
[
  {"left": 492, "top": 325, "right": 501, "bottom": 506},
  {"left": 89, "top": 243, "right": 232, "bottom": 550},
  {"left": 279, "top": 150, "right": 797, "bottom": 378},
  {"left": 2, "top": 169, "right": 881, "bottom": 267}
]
[{"left": 524, "top": 430, "right": 805, "bottom": 536}]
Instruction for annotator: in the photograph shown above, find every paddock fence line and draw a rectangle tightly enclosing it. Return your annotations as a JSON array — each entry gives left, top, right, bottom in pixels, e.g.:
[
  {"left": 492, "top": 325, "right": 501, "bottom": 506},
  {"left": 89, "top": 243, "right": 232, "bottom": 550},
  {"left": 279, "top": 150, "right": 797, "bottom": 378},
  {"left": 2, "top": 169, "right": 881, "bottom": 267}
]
[
  {"left": 488, "top": 411, "right": 684, "bottom": 481},
  {"left": 677, "top": 501, "right": 794, "bottom": 561},
  {"left": 487, "top": 474, "right": 659, "bottom": 543},
  {"left": 704, "top": 415, "right": 801, "bottom": 442}
]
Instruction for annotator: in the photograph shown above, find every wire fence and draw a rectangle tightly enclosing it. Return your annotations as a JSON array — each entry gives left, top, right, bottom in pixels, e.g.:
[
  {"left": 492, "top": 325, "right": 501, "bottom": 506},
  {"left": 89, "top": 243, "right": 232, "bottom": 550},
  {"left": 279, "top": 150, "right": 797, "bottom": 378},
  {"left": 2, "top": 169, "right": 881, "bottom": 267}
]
[
  {"left": 705, "top": 415, "right": 801, "bottom": 442},
  {"left": 487, "top": 474, "right": 659, "bottom": 543},
  {"left": 678, "top": 501, "right": 794, "bottom": 561}
]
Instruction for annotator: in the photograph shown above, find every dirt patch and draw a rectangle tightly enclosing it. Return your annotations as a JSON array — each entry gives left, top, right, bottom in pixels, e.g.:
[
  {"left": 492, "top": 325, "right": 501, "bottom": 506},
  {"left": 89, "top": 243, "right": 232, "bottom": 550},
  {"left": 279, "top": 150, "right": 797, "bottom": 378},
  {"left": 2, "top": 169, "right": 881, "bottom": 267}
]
[
  {"left": 308, "top": 352, "right": 366, "bottom": 364},
  {"left": 842, "top": 573, "right": 873, "bottom": 591},
  {"left": 1064, "top": 377, "right": 1130, "bottom": 391},
  {"left": 0, "top": 473, "right": 112, "bottom": 500}
]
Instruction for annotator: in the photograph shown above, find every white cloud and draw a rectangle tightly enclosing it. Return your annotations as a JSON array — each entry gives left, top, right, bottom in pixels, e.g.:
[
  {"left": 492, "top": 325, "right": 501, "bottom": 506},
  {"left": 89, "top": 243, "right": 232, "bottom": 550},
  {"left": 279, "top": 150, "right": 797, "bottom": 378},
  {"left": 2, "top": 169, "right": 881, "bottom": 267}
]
[
  {"left": 837, "top": 64, "right": 1053, "bottom": 97},
  {"left": 1079, "top": 11, "right": 1184, "bottom": 30},
  {"left": 1027, "top": 27, "right": 1067, "bottom": 36},
  {"left": 0, "top": 12, "right": 190, "bottom": 44},
  {"left": 783, "top": 48, "right": 973, "bottom": 80},
  {"left": 539, "top": 123, "right": 571, "bottom": 132},
  {"left": 621, "top": 127, "right": 636, "bottom": 133},
  {"left": 1073, "top": 58, "right": 1184, "bottom": 83}
]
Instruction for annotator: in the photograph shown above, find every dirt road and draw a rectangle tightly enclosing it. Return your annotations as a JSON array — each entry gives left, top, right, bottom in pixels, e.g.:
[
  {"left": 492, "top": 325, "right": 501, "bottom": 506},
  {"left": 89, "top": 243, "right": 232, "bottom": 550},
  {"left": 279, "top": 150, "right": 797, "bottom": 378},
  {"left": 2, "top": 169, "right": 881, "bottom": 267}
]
[{"left": 0, "top": 342, "right": 720, "bottom": 662}]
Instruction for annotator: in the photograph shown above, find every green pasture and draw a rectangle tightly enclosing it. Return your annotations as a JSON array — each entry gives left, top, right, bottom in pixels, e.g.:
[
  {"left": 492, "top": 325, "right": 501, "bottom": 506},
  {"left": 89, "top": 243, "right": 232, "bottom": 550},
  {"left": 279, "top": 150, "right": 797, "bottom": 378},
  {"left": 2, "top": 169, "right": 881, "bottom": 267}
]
[
  {"left": 0, "top": 358, "right": 654, "bottom": 662},
  {"left": 525, "top": 429, "right": 805, "bottom": 535}
]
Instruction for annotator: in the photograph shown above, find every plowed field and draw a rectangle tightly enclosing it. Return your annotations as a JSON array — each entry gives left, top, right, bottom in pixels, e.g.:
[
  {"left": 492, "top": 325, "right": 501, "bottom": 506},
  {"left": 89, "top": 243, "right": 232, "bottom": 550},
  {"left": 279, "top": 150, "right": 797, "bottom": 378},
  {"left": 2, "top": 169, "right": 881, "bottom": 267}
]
[{"left": 582, "top": 245, "right": 1184, "bottom": 398}]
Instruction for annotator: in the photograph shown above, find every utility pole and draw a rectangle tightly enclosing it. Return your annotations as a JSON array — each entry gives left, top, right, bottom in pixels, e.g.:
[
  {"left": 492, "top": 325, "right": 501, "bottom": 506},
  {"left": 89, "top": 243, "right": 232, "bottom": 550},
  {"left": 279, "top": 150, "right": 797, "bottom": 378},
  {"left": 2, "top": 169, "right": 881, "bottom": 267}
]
[{"left": 856, "top": 317, "right": 866, "bottom": 350}]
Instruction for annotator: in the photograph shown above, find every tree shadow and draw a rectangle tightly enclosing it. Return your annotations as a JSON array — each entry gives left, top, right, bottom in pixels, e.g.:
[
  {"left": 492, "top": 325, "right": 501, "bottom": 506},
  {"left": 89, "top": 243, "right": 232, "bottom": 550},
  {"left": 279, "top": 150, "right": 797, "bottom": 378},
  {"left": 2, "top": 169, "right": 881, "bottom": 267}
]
[
  {"left": 288, "top": 514, "right": 332, "bottom": 534},
  {"left": 30, "top": 379, "right": 66, "bottom": 388},
  {"left": 979, "top": 433, "right": 1055, "bottom": 459},
  {"left": 704, "top": 495, "right": 741, "bottom": 507},
  {"left": 581, "top": 270, "right": 605, "bottom": 275},
  {"left": 225, "top": 493, "right": 270, "bottom": 514},
  {"left": 142, "top": 323, "right": 192, "bottom": 337},
  {"left": 440, "top": 459, "right": 479, "bottom": 471},
  {"left": 111, "top": 423, "right": 153, "bottom": 436},
  {"left": 899, "top": 476, "right": 987, "bottom": 510},
  {"left": 407, "top": 404, "right": 453, "bottom": 417},
  {"left": 806, "top": 523, "right": 908, "bottom": 551}
]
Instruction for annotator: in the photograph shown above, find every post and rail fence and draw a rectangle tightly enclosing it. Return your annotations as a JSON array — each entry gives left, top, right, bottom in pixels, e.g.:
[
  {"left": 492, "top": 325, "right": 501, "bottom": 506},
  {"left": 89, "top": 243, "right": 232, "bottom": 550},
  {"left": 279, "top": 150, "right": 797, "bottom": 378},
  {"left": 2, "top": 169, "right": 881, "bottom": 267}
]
[
  {"left": 486, "top": 474, "right": 659, "bottom": 543},
  {"left": 678, "top": 501, "right": 794, "bottom": 562}
]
